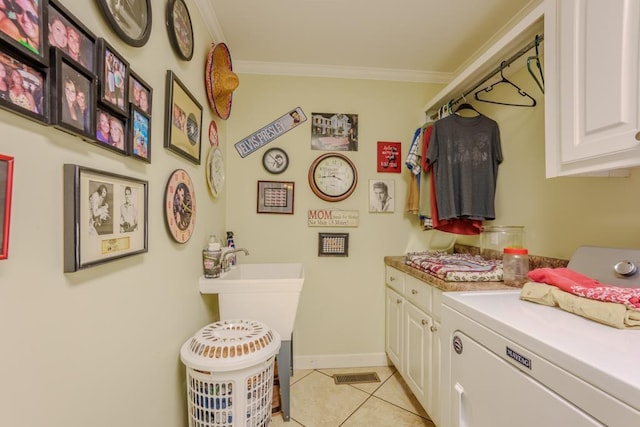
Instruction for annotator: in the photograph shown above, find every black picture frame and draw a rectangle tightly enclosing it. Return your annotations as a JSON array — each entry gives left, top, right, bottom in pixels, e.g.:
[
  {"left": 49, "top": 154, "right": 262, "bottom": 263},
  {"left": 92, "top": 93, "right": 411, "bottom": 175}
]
[
  {"left": 129, "top": 104, "right": 150, "bottom": 162},
  {"left": 96, "top": 0, "right": 152, "bottom": 48},
  {"left": 0, "top": 47, "right": 48, "bottom": 124},
  {"left": 257, "top": 180, "right": 295, "bottom": 214},
  {"left": 166, "top": 0, "right": 193, "bottom": 61},
  {"left": 164, "top": 70, "right": 202, "bottom": 164},
  {"left": 0, "top": 0, "right": 48, "bottom": 66},
  {"left": 97, "top": 38, "right": 129, "bottom": 117},
  {"left": 50, "top": 49, "right": 95, "bottom": 140},
  {"left": 318, "top": 233, "right": 349, "bottom": 257},
  {"left": 64, "top": 163, "right": 149, "bottom": 272},
  {"left": 95, "top": 107, "right": 127, "bottom": 155},
  {"left": 128, "top": 68, "right": 151, "bottom": 115},
  {"left": 48, "top": 0, "right": 97, "bottom": 73}
]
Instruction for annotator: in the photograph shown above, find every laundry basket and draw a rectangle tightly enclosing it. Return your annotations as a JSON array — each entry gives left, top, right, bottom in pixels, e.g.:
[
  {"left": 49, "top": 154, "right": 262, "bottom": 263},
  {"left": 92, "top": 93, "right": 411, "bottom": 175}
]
[{"left": 180, "top": 319, "right": 282, "bottom": 427}]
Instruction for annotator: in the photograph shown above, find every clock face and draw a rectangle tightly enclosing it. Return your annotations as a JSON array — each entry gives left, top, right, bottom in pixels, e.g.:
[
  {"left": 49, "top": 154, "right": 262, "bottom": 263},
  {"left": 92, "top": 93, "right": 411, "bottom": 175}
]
[
  {"left": 308, "top": 153, "right": 358, "bottom": 202},
  {"left": 165, "top": 169, "right": 196, "bottom": 243},
  {"left": 262, "top": 147, "right": 289, "bottom": 174},
  {"left": 206, "top": 147, "right": 225, "bottom": 197}
]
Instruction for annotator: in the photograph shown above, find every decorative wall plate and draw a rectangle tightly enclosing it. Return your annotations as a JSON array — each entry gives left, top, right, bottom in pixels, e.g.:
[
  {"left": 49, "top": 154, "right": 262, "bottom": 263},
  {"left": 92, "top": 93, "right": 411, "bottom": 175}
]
[
  {"left": 262, "top": 147, "right": 289, "bottom": 174},
  {"left": 164, "top": 169, "right": 196, "bottom": 243},
  {"left": 308, "top": 153, "right": 357, "bottom": 202},
  {"left": 166, "top": 0, "right": 194, "bottom": 61},
  {"left": 97, "top": 0, "right": 152, "bottom": 47},
  {"left": 206, "top": 147, "right": 225, "bottom": 198}
]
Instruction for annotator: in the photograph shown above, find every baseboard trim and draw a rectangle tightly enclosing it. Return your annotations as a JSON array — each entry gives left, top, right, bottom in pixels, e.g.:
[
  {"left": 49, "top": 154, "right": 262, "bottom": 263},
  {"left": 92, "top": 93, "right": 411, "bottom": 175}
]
[{"left": 293, "top": 353, "right": 389, "bottom": 370}]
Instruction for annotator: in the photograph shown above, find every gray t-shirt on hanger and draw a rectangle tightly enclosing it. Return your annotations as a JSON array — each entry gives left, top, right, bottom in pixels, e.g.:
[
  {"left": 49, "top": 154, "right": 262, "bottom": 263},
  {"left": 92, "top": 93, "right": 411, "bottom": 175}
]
[{"left": 426, "top": 114, "right": 503, "bottom": 221}]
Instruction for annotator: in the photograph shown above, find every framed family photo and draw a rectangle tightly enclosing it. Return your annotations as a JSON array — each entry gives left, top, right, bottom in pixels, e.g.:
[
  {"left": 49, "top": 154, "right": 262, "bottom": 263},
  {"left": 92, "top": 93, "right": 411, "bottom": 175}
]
[
  {"left": 166, "top": 0, "right": 193, "bottom": 61},
  {"left": 0, "top": 0, "right": 47, "bottom": 66},
  {"left": 129, "top": 105, "right": 150, "bottom": 162},
  {"left": 0, "top": 154, "right": 14, "bottom": 260},
  {"left": 95, "top": 107, "right": 126, "bottom": 155},
  {"left": 97, "top": 38, "right": 128, "bottom": 116},
  {"left": 97, "top": 0, "right": 152, "bottom": 47},
  {"left": 48, "top": 0, "right": 96, "bottom": 72},
  {"left": 257, "top": 180, "right": 294, "bottom": 214},
  {"left": 128, "top": 69, "right": 151, "bottom": 114},
  {"left": 51, "top": 49, "right": 95, "bottom": 139},
  {"left": 63, "top": 164, "right": 148, "bottom": 272},
  {"left": 0, "top": 48, "right": 48, "bottom": 123},
  {"left": 164, "top": 70, "right": 202, "bottom": 164}
]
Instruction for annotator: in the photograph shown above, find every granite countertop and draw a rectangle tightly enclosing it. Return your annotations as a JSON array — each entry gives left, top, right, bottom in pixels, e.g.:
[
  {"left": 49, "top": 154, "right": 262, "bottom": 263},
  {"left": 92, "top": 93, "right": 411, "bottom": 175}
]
[{"left": 385, "top": 247, "right": 569, "bottom": 293}]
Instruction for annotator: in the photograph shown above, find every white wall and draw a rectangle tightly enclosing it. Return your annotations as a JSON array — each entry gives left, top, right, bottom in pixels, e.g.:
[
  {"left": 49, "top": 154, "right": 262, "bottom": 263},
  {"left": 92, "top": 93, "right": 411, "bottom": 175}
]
[{"left": 0, "top": 2, "right": 225, "bottom": 426}]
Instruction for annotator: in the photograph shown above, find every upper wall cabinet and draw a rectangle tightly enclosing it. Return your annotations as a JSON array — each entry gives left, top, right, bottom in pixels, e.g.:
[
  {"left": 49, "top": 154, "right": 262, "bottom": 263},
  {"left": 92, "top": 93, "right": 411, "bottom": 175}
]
[{"left": 545, "top": 0, "right": 640, "bottom": 177}]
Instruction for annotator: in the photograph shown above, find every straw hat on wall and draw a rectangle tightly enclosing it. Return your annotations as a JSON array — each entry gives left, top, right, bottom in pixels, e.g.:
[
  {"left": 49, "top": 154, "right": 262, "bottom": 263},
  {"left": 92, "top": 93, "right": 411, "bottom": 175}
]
[{"left": 205, "top": 42, "right": 239, "bottom": 120}]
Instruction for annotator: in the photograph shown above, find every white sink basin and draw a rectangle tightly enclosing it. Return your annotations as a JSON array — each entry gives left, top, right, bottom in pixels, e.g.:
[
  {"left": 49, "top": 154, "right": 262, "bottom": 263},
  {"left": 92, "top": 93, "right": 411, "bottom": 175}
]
[{"left": 199, "top": 263, "right": 304, "bottom": 339}]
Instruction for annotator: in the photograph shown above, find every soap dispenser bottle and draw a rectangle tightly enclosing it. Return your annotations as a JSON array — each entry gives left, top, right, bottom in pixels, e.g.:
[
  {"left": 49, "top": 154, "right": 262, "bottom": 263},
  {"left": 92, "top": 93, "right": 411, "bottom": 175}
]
[
  {"left": 226, "top": 231, "right": 236, "bottom": 268},
  {"left": 203, "top": 235, "right": 222, "bottom": 278}
]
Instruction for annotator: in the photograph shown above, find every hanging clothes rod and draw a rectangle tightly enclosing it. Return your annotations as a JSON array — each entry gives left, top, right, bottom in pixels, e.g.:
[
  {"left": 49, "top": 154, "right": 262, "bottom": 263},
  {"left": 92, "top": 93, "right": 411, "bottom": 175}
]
[{"left": 430, "top": 34, "right": 544, "bottom": 119}]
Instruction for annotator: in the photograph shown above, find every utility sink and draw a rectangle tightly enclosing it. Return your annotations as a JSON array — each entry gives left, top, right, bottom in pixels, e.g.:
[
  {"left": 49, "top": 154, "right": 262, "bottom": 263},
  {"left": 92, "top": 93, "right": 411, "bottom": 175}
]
[{"left": 199, "top": 263, "right": 304, "bottom": 339}]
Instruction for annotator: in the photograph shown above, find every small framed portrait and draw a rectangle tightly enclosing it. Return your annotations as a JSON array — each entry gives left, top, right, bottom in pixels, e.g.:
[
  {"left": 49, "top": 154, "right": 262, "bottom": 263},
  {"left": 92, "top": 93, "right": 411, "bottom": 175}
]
[
  {"left": 97, "top": 38, "right": 129, "bottom": 116},
  {"left": 51, "top": 49, "right": 95, "bottom": 139},
  {"left": 166, "top": 0, "right": 193, "bottom": 61},
  {"left": 129, "top": 105, "right": 150, "bottom": 162},
  {"left": 0, "top": 48, "right": 48, "bottom": 124},
  {"left": 96, "top": 0, "right": 152, "bottom": 47},
  {"left": 0, "top": 0, "right": 47, "bottom": 66},
  {"left": 0, "top": 153, "right": 14, "bottom": 260},
  {"left": 369, "top": 179, "right": 395, "bottom": 213},
  {"left": 63, "top": 164, "right": 149, "bottom": 272},
  {"left": 128, "top": 69, "right": 151, "bottom": 114},
  {"left": 48, "top": 0, "right": 97, "bottom": 72},
  {"left": 257, "top": 180, "right": 294, "bottom": 214},
  {"left": 95, "top": 107, "right": 127, "bottom": 155},
  {"left": 164, "top": 70, "right": 202, "bottom": 164}
]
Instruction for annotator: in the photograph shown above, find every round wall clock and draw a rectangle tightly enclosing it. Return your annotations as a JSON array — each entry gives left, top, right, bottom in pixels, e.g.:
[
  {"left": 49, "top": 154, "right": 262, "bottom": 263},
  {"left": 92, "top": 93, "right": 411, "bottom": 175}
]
[
  {"left": 166, "top": 0, "right": 194, "bottom": 61},
  {"left": 97, "top": 0, "right": 152, "bottom": 47},
  {"left": 206, "top": 147, "right": 225, "bottom": 198},
  {"left": 308, "top": 152, "right": 358, "bottom": 202},
  {"left": 165, "top": 169, "right": 196, "bottom": 243},
  {"left": 262, "top": 147, "right": 289, "bottom": 174}
]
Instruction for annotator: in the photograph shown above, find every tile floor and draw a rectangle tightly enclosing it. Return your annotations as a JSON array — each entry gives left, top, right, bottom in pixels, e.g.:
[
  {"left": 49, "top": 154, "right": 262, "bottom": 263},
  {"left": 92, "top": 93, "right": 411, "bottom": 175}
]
[{"left": 270, "top": 366, "right": 436, "bottom": 427}]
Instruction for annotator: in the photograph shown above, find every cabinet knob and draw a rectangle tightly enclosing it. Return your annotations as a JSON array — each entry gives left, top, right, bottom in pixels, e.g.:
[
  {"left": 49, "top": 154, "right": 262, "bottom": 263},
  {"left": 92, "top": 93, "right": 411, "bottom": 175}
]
[
  {"left": 389, "top": 276, "right": 396, "bottom": 281},
  {"left": 421, "top": 319, "right": 429, "bottom": 326},
  {"left": 430, "top": 325, "right": 438, "bottom": 332},
  {"left": 396, "top": 299, "right": 402, "bottom": 304},
  {"left": 411, "top": 289, "right": 418, "bottom": 295},
  {"left": 636, "top": 131, "right": 640, "bottom": 141}
]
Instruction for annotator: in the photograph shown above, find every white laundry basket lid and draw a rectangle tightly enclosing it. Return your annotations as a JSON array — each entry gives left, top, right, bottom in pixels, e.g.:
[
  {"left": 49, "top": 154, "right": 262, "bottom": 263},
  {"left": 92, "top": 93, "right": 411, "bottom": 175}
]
[{"left": 180, "top": 319, "right": 281, "bottom": 371}]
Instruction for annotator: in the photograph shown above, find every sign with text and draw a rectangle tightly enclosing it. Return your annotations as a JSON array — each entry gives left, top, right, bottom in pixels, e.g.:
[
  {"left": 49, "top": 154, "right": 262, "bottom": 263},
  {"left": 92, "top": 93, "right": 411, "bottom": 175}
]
[
  {"left": 308, "top": 209, "right": 359, "bottom": 227},
  {"left": 234, "top": 107, "right": 307, "bottom": 157},
  {"left": 377, "top": 141, "right": 401, "bottom": 173}
]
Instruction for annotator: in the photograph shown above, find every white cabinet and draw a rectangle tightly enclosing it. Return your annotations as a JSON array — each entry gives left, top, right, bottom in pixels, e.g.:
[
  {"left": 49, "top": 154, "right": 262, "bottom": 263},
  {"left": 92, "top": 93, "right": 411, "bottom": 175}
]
[
  {"left": 385, "top": 266, "right": 441, "bottom": 425},
  {"left": 545, "top": 0, "right": 640, "bottom": 177}
]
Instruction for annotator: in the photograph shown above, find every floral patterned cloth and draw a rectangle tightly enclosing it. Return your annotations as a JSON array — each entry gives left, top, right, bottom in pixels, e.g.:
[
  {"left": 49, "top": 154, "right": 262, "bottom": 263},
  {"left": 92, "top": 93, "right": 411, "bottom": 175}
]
[
  {"left": 528, "top": 268, "right": 640, "bottom": 310},
  {"left": 405, "top": 251, "right": 503, "bottom": 282}
]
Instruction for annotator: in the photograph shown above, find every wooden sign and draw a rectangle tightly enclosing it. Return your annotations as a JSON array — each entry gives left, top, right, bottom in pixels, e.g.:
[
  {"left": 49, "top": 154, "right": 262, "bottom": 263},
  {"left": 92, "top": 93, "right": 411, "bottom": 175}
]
[{"left": 307, "top": 209, "right": 359, "bottom": 227}]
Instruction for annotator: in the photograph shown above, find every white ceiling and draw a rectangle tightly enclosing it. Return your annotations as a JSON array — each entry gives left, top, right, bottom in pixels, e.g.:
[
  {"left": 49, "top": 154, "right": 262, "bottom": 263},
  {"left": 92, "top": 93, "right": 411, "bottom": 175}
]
[{"left": 192, "top": 0, "right": 537, "bottom": 83}]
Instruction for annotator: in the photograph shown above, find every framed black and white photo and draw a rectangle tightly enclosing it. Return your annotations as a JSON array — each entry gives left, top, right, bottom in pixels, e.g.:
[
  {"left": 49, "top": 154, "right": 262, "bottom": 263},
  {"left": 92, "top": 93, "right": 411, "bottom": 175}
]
[
  {"left": 0, "top": 0, "right": 47, "bottom": 66},
  {"left": 51, "top": 49, "right": 95, "bottom": 139},
  {"left": 95, "top": 107, "right": 126, "bottom": 155},
  {"left": 64, "top": 164, "right": 148, "bottom": 272},
  {"left": 97, "top": 38, "right": 128, "bottom": 116},
  {"left": 0, "top": 48, "right": 48, "bottom": 124},
  {"left": 48, "top": 0, "right": 97, "bottom": 72},
  {"left": 164, "top": 70, "right": 202, "bottom": 164},
  {"left": 129, "top": 105, "right": 150, "bottom": 162},
  {"left": 369, "top": 179, "right": 395, "bottom": 213},
  {"left": 96, "top": 0, "right": 152, "bottom": 47},
  {"left": 128, "top": 68, "right": 151, "bottom": 114}
]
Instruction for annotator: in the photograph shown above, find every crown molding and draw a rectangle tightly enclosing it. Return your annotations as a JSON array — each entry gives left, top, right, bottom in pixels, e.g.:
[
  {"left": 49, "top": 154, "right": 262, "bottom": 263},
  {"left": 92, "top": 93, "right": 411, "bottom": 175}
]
[{"left": 192, "top": 0, "right": 226, "bottom": 43}]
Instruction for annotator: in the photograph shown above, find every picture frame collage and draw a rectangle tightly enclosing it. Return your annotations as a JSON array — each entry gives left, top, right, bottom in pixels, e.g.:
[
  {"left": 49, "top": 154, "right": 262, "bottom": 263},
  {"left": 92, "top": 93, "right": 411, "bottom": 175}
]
[{"left": 0, "top": 0, "right": 153, "bottom": 163}]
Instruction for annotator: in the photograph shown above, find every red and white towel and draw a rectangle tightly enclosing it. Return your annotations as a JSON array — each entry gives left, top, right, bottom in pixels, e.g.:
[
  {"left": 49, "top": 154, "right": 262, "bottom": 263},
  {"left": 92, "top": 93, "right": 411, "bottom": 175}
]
[{"left": 405, "top": 252, "right": 502, "bottom": 282}]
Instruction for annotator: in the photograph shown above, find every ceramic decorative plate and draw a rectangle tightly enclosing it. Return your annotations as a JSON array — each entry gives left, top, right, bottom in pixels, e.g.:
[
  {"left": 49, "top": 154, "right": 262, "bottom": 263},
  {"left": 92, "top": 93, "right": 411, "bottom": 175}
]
[{"left": 206, "top": 147, "right": 225, "bottom": 198}]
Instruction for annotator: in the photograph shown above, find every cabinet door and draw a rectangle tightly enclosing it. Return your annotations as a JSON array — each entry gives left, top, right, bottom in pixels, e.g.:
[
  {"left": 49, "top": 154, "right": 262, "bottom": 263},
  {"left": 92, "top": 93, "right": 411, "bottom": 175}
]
[
  {"left": 404, "top": 302, "right": 432, "bottom": 406},
  {"left": 385, "top": 287, "right": 404, "bottom": 372},
  {"left": 546, "top": 0, "right": 640, "bottom": 176}
]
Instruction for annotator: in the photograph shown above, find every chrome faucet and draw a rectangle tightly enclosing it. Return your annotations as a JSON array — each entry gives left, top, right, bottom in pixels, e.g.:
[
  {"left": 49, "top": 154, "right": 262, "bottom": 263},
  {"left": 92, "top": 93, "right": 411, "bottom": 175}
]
[{"left": 221, "top": 248, "right": 249, "bottom": 272}]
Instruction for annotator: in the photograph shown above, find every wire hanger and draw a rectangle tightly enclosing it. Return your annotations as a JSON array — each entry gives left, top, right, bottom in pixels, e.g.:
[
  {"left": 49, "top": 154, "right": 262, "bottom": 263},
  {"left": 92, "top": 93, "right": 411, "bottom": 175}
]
[
  {"left": 527, "top": 35, "right": 544, "bottom": 93},
  {"left": 474, "top": 61, "right": 537, "bottom": 107}
]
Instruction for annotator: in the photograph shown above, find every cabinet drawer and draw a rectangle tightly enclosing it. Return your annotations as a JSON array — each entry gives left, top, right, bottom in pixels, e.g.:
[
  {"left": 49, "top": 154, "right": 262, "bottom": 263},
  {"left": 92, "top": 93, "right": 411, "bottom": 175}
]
[
  {"left": 432, "top": 287, "right": 443, "bottom": 321},
  {"left": 405, "top": 275, "right": 432, "bottom": 313},
  {"left": 386, "top": 266, "right": 405, "bottom": 294}
]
